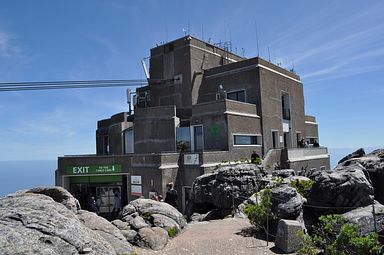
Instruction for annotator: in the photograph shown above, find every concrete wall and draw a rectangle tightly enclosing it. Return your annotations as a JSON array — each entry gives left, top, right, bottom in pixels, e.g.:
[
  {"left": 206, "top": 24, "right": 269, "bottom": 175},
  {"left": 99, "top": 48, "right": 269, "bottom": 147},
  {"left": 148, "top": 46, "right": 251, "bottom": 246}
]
[
  {"left": 305, "top": 115, "right": 319, "bottom": 141},
  {"left": 134, "top": 105, "right": 178, "bottom": 153}
]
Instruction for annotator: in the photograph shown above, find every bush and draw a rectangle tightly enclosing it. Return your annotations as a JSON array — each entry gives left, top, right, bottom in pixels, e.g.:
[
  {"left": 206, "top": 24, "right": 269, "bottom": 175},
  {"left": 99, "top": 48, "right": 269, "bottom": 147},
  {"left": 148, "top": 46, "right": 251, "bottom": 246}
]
[
  {"left": 289, "top": 179, "right": 314, "bottom": 198},
  {"left": 297, "top": 215, "right": 383, "bottom": 255},
  {"left": 244, "top": 187, "right": 273, "bottom": 230},
  {"left": 167, "top": 226, "right": 179, "bottom": 238}
]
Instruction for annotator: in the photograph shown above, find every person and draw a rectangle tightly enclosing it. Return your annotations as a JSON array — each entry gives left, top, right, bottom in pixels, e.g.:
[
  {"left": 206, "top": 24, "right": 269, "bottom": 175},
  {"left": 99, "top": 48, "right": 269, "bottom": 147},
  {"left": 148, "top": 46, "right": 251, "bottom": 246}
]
[
  {"left": 299, "top": 138, "right": 306, "bottom": 148},
  {"left": 164, "top": 182, "right": 178, "bottom": 208},
  {"left": 251, "top": 150, "right": 260, "bottom": 164},
  {"left": 87, "top": 195, "right": 99, "bottom": 214},
  {"left": 112, "top": 188, "right": 121, "bottom": 214},
  {"left": 313, "top": 140, "right": 320, "bottom": 147}
]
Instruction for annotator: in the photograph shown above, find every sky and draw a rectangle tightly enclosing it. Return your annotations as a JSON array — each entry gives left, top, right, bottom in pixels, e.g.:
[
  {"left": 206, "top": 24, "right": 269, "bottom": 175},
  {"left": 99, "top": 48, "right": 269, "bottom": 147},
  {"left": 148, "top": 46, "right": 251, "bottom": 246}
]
[{"left": 0, "top": 0, "right": 383, "bottom": 163}]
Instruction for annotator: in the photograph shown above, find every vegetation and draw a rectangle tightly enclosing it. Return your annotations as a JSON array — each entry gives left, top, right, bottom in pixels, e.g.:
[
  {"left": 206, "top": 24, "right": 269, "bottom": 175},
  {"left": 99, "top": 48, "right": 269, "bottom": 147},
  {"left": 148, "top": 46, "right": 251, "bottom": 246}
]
[
  {"left": 167, "top": 226, "right": 179, "bottom": 238},
  {"left": 289, "top": 179, "right": 314, "bottom": 198},
  {"left": 244, "top": 187, "right": 273, "bottom": 231},
  {"left": 297, "top": 215, "right": 383, "bottom": 255}
]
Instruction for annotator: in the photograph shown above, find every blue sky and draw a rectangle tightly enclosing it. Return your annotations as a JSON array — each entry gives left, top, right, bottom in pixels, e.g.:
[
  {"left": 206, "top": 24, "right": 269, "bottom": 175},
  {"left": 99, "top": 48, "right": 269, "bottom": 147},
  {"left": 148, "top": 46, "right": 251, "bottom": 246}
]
[{"left": 0, "top": 0, "right": 383, "bottom": 161}]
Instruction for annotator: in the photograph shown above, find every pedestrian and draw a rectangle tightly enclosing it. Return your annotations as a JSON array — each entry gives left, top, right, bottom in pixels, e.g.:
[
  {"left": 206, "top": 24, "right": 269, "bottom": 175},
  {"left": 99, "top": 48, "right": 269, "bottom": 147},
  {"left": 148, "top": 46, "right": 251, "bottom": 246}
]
[
  {"left": 112, "top": 188, "right": 121, "bottom": 214},
  {"left": 87, "top": 195, "right": 99, "bottom": 214},
  {"left": 313, "top": 140, "right": 320, "bottom": 147},
  {"left": 251, "top": 150, "right": 260, "bottom": 164},
  {"left": 164, "top": 182, "right": 178, "bottom": 208}
]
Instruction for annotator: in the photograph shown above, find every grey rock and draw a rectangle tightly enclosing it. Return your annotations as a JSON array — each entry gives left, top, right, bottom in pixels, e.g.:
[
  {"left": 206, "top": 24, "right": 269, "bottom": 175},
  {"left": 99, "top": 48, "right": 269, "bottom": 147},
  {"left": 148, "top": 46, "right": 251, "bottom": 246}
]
[
  {"left": 337, "top": 149, "right": 384, "bottom": 204},
  {"left": 338, "top": 148, "right": 365, "bottom": 165},
  {"left": 308, "top": 165, "right": 374, "bottom": 214},
  {"left": 27, "top": 186, "right": 79, "bottom": 213},
  {"left": 130, "top": 216, "right": 149, "bottom": 230},
  {"left": 0, "top": 192, "right": 116, "bottom": 255},
  {"left": 111, "top": 219, "right": 130, "bottom": 230},
  {"left": 342, "top": 201, "right": 384, "bottom": 235},
  {"left": 275, "top": 219, "right": 304, "bottom": 253},
  {"left": 191, "top": 164, "right": 265, "bottom": 214},
  {"left": 120, "top": 229, "right": 137, "bottom": 242},
  {"left": 121, "top": 204, "right": 136, "bottom": 217},
  {"left": 135, "top": 227, "right": 168, "bottom": 250},
  {"left": 271, "top": 186, "right": 304, "bottom": 220},
  {"left": 152, "top": 213, "right": 180, "bottom": 231},
  {"left": 77, "top": 210, "right": 132, "bottom": 255},
  {"left": 125, "top": 199, "right": 186, "bottom": 228},
  {"left": 272, "top": 169, "right": 296, "bottom": 178}
]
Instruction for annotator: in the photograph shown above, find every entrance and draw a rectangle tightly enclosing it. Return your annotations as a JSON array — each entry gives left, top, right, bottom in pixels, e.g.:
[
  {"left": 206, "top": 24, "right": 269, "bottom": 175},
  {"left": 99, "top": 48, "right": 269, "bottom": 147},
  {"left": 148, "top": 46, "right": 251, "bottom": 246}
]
[
  {"left": 96, "top": 186, "right": 121, "bottom": 214},
  {"left": 272, "top": 130, "right": 279, "bottom": 149}
]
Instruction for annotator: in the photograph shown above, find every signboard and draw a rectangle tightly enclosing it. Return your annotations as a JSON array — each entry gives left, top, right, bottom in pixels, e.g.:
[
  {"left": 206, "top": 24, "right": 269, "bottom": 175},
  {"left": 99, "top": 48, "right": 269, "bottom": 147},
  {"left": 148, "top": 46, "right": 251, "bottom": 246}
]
[
  {"left": 184, "top": 154, "right": 199, "bottom": 165},
  {"left": 131, "top": 185, "right": 142, "bottom": 196},
  {"left": 131, "top": 175, "right": 142, "bottom": 185},
  {"left": 66, "top": 164, "right": 122, "bottom": 175}
]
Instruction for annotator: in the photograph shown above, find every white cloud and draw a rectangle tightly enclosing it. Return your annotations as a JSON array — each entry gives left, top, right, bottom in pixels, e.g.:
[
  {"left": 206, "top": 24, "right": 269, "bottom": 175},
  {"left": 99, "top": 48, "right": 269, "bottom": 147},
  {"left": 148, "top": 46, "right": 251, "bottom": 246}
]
[{"left": 0, "top": 30, "right": 21, "bottom": 57}]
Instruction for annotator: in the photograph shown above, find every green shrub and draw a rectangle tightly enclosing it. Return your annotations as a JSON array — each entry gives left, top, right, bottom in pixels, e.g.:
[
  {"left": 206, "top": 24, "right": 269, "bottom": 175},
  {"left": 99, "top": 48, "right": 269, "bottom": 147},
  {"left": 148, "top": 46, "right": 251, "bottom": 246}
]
[
  {"left": 297, "top": 215, "right": 383, "bottom": 255},
  {"left": 167, "top": 226, "right": 179, "bottom": 238},
  {"left": 244, "top": 187, "right": 273, "bottom": 230},
  {"left": 289, "top": 179, "right": 314, "bottom": 198}
]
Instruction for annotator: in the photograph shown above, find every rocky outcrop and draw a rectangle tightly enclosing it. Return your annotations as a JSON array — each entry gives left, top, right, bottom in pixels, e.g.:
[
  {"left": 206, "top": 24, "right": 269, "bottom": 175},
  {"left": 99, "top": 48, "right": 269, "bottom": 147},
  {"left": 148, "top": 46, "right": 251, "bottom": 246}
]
[
  {"left": 189, "top": 164, "right": 265, "bottom": 217},
  {"left": 337, "top": 149, "right": 384, "bottom": 205},
  {"left": 77, "top": 210, "right": 132, "bottom": 254},
  {"left": 27, "top": 186, "right": 80, "bottom": 213},
  {"left": 308, "top": 165, "right": 374, "bottom": 214},
  {"left": 337, "top": 148, "right": 365, "bottom": 165},
  {"left": 342, "top": 201, "right": 384, "bottom": 235},
  {"left": 120, "top": 199, "right": 186, "bottom": 250},
  {"left": 271, "top": 186, "right": 304, "bottom": 220},
  {"left": 0, "top": 192, "right": 127, "bottom": 255}
]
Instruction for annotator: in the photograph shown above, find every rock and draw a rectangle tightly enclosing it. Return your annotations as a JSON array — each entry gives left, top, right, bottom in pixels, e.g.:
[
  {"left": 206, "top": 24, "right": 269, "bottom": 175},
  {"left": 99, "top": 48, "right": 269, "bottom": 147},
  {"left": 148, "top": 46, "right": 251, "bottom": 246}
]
[
  {"left": 337, "top": 148, "right": 365, "bottom": 165},
  {"left": 271, "top": 186, "right": 304, "bottom": 220},
  {"left": 0, "top": 192, "right": 116, "bottom": 255},
  {"left": 342, "top": 201, "right": 384, "bottom": 235},
  {"left": 77, "top": 210, "right": 132, "bottom": 255},
  {"left": 275, "top": 219, "right": 304, "bottom": 253},
  {"left": 190, "top": 164, "right": 265, "bottom": 215},
  {"left": 130, "top": 216, "right": 149, "bottom": 230},
  {"left": 121, "top": 204, "right": 136, "bottom": 217},
  {"left": 27, "top": 186, "right": 79, "bottom": 213},
  {"left": 125, "top": 199, "right": 186, "bottom": 228},
  {"left": 120, "top": 229, "right": 137, "bottom": 242},
  {"left": 111, "top": 219, "right": 130, "bottom": 230},
  {"left": 337, "top": 149, "right": 384, "bottom": 205},
  {"left": 308, "top": 165, "right": 374, "bottom": 214},
  {"left": 152, "top": 213, "right": 180, "bottom": 231},
  {"left": 135, "top": 227, "right": 168, "bottom": 250},
  {"left": 272, "top": 169, "right": 295, "bottom": 178}
]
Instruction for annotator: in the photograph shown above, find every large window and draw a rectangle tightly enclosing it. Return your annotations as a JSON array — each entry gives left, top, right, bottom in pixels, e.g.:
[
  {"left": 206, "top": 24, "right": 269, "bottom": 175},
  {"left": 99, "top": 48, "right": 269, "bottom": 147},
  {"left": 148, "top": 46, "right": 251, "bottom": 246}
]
[
  {"left": 124, "top": 128, "right": 134, "bottom": 154},
  {"left": 227, "top": 90, "right": 246, "bottom": 102},
  {"left": 233, "top": 134, "right": 262, "bottom": 146},
  {"left": 176, "top": 127, "right": 191, "bottom": 152}
]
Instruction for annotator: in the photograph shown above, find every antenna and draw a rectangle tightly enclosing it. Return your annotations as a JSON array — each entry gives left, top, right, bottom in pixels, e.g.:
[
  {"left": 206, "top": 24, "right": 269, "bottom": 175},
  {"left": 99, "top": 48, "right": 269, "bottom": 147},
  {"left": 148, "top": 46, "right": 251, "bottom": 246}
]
[
  {"left": 268, "top": 47, "right": 271, "bottom": 62},
  {"left": 188, "top": 19, "right": 190, "bottom": 35},
  {"left": 182, "top": 28, "right": 187, "bottom": 36},
  {"left": 202, "top": 24, "right": 204, "bottom": 40},
  {"left": 255, "top": 21, "right": 260, "bottom": 57},
  {"left": 126, "top": 88, "right": 132, "bottom": 115}
]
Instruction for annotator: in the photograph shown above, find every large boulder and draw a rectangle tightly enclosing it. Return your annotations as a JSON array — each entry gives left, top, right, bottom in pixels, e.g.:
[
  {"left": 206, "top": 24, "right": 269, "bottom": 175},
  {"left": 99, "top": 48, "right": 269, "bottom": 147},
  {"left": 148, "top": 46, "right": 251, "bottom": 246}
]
[
  {"left": 77, "top": 210, "right": 132, "bottom": 254},
  {"left": 0, "top": 192, "right": 119, "bottom": 255},
  {"left": 191, "top": 164, "right": 265, "bottom": 214},
  {"left": 337, "top": 148, "right": 365, "bottom": 165},
  {"left": 308, "top": 165, "right": 374, "bottom": 214},
  {"left": 342, "top": 201, "right": 384, "bottom": 235},
  {"left": 134, "top": 227, "right": 168, "bottom": 250},
  {"left": 271, "top": 186, "right": 304, "bottom": 220},
  {"left": 27, "top": 186, "right": 79, "bottom": 213},
  {"left": 337, "top": 149, "right": 384, "bottom": 204},
  {"left": 124, "top": 199, "right": 186, "bottom": 228}
]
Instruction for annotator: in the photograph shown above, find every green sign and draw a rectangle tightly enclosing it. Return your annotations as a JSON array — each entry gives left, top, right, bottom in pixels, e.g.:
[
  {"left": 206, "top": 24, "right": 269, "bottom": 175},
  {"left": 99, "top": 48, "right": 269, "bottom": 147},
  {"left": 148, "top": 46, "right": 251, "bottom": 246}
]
[{"left": 66, "top": 164, "right": 122, "bottom": 175}]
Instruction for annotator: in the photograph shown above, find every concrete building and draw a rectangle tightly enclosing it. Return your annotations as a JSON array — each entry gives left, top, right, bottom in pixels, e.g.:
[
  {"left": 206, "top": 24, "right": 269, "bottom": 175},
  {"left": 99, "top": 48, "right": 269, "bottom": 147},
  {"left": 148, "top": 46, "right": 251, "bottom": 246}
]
[{"left": 56, "top": 36, "right": 330, "bottom": 214}]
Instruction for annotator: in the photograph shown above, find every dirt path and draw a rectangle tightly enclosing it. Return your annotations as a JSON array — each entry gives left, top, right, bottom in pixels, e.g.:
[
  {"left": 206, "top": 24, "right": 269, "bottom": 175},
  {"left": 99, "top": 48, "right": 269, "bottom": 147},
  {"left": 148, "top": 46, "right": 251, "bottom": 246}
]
[{"left": 133, "top": 218, "right": 284, "bottom": 255}]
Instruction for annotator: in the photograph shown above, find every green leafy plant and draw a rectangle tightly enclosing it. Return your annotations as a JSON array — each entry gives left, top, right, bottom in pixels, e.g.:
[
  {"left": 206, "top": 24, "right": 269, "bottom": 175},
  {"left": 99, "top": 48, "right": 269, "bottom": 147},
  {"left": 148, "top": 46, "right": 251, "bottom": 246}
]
[
  {"left": 244, "top": 187, "right": 273, "bottom": 231},
  {"left": 167, "top": 226, "right": 179, "bottom": 238},
  {"left": 289, "top": 179, "right": 314, "bottom": 198},
  {"left": 297, "top": 215, "right": 383, "bottom": 255}
]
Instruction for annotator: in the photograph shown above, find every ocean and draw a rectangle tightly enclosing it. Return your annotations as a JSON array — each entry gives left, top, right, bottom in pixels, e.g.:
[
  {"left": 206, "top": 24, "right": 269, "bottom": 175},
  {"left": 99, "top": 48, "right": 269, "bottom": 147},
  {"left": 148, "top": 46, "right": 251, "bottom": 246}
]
[{"left": 0, "top": 160, "right": 56, "bottom": 196}]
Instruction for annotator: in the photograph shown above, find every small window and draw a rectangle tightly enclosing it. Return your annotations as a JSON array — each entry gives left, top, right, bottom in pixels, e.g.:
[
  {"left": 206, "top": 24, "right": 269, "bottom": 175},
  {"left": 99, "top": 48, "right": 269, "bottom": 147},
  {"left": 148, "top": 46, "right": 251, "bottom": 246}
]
[
  {"left": 233, "top": 135, "right": 262, "bottom": 146},
  {"left": 227, "top": 90, "right": 246, "bottom": 102}
]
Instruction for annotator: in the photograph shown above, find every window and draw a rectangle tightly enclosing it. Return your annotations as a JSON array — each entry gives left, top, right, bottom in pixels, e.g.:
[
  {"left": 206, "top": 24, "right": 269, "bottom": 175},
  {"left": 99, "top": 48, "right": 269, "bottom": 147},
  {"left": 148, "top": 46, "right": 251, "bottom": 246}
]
[
  {"left": 227, "top": 90, "right": 246, "bottom": 102},
  {"left": 306, "top": 137, "right": 317, "bottom": 146},
  {"left": 233, "top": 135, "right": 262, "bottom": 146},
  {"left": 192, "top": 125, "right": 203, "bottom": 152},
  {"left": 176, "top": 127, "right": 191, "bottom": 152},
  {"left": 124, "top": 128, "right": 134, "bottom": 154}
]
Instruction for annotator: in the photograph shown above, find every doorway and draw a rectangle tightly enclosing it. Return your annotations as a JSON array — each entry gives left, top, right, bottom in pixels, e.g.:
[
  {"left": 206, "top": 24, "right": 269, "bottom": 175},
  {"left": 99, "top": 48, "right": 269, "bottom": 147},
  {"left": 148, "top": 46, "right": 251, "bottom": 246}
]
[{"left": 272, "top": 130, "right": 279, "bottom": 149}]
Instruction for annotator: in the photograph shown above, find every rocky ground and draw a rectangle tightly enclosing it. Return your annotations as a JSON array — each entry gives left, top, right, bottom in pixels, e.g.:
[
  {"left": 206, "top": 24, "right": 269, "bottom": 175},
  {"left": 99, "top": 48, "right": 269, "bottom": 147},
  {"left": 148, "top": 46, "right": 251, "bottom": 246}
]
[{"left": 133, "top": 218, "right": 281, "bottom": 255}]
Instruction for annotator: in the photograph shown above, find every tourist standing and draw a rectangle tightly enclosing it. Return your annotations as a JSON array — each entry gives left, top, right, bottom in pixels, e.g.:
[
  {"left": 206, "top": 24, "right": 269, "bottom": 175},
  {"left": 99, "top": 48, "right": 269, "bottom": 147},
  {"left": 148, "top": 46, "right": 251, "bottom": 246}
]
[{"left": 164, "top": 182, "right": 178, "bottom": 209}]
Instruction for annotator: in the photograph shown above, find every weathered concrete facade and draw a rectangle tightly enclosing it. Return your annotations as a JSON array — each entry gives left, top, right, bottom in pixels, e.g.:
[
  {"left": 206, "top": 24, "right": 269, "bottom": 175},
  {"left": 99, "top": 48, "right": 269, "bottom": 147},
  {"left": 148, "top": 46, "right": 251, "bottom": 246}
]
[{"left": 57, "top": 36, "right": 330, "bottom": 213}]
